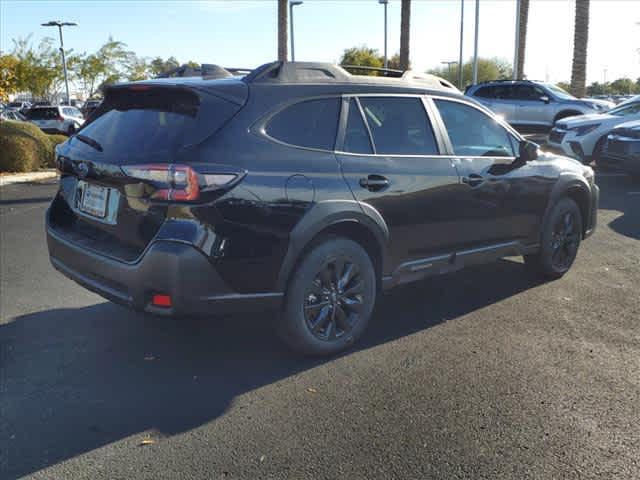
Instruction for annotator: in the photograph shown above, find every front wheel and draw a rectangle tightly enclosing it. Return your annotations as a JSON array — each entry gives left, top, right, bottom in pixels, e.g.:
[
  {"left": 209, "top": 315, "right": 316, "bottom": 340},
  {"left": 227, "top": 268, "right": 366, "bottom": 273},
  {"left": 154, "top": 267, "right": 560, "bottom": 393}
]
[
  {"left": 524, "top": 197, "right": 582, "bottom": 279},
  {"left": 278, "top": 237, "right": 377, "bottom": 356}
]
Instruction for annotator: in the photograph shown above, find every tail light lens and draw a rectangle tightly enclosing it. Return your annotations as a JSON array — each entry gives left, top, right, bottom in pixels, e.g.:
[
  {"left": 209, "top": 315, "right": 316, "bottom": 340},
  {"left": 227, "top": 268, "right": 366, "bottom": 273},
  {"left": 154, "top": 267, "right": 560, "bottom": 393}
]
[{"left": 121, "top": 164, "right": 237, "bottom": 201}]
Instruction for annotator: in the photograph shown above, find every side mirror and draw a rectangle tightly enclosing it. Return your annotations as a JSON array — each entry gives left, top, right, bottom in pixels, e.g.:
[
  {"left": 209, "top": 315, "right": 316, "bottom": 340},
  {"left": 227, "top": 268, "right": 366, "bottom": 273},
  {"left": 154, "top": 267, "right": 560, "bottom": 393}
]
[
  {"left": 519, "top": 140, "right": 539, "bottom": 162},
  {"left": 540, "top": 95, "right": 551, "bottom": 104}
]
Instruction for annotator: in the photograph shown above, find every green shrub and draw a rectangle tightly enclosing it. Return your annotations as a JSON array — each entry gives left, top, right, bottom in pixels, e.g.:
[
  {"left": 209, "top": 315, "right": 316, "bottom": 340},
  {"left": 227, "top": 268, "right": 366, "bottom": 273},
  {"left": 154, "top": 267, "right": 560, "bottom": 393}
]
[{"left": 0, "top": 120, "right": 67, "bottom": 172}]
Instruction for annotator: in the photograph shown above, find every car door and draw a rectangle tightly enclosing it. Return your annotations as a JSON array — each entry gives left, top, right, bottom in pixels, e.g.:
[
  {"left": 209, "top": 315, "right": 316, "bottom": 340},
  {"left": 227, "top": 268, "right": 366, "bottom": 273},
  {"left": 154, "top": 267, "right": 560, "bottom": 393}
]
[
  {"left": 431, "top": 97, "right": 550, "bottom": 251},
  {"left": 511, "top": 84, "right": 550, "bottom": 126},
  {"left": 473, "top": 85, "right": 516, "bottom": 124},
  {"left": 336, "top": 95, "right": 462, "bottom": 269}
]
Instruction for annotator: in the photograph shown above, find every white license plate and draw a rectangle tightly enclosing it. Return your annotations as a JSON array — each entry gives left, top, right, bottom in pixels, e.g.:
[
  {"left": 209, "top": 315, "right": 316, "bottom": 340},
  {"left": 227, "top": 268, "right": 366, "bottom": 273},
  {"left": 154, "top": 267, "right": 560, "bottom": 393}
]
[{"left": 80, "top": 183, "right": 109, "bottom": 218}]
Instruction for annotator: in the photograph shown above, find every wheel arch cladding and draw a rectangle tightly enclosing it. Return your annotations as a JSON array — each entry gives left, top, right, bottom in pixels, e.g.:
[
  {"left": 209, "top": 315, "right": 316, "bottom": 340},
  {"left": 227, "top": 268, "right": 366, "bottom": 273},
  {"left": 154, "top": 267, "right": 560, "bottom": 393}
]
[
  {"left": 276, "top": 200, "right": 389, "bottom": 292},
  {"left": 554, "top": 110, "right": 582, "bottom": 123},
  {"left": 545, "top": 174, "right": 591, "bottom": 239}
]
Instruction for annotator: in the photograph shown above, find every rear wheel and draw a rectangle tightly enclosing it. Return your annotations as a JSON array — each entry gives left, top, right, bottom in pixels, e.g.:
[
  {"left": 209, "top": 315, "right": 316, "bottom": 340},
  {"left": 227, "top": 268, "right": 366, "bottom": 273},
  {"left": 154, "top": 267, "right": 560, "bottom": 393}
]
[
  {"left": 524, "top": 198, "right": 582, "bottom": 279},
  {"left": 66, "top": 124, "right": 76, "bottom": 136},
  {"left": 278, "top": 237, "right": 377, "bottom": 356}
]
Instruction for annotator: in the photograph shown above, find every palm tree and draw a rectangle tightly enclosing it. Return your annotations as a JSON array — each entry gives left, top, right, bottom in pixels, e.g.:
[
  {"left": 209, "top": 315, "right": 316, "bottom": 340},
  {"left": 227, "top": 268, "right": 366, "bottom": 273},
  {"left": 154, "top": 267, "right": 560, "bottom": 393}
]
[
  {"left": 570, "top": 0, "right": 590, "bottom": 97},
  {"left": 399, "top": 0, "right": 411, "bottom": 70},
  {"left": 277, "top": 0, "right": 288, "bottom": 61},
  {"left": 516, "top": 0, "right": 530, "bottom": 79}
]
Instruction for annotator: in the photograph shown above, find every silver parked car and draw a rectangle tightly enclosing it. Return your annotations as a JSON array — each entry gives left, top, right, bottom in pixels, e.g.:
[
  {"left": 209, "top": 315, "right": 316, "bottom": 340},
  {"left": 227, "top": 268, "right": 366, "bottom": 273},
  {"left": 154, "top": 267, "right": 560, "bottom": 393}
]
[
  {"left": 26, "top": 105, "right": 85, "bottom": 135},
  {"left": 465, "top": 80, "right": 614, "bottom": 128},
  {"left": 547, "top": 100, "right": 640, "bottom": 164}
]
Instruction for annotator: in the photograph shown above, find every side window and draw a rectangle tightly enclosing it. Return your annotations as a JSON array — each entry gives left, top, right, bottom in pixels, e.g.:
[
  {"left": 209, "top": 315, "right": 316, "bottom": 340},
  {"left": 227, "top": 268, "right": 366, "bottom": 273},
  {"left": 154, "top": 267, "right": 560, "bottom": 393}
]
[
  {"left": 474, "top": 86, "right": 494, "bottom": 98},
  {"left": 343, "top": 99, "right": 373, "bottom": 154},
  {"left": 359, "top": 97, "right": 438, "bottom": 155},
  {"left": 266, "top": 98, "right": 340, "bottom": 150},
  {"left": 434, "top": 99, "right": 516, "bottom": 157}
]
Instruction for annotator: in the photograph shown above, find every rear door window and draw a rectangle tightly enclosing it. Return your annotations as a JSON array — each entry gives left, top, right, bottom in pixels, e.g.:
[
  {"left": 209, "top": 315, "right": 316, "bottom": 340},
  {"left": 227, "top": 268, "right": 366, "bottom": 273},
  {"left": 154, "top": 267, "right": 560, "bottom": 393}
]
[
  {"left": 266, "top": 98, "right": 340, "bottom": 150},
  {"left": 359, "top": 97, "right": 438, "bottom": 155},
  {"left": 343, "top": 99, "right": 373, "bottom": 154},
  {"left": 434, "top": 99, "right": 516, "bottom": 157}
]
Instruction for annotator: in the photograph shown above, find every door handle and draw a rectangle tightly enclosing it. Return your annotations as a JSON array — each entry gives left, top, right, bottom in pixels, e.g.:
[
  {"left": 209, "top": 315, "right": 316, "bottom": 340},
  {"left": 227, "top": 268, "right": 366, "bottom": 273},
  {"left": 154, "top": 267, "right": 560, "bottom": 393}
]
[
  {"left": 462, "top": 173, "right": 484, "bottom": 187},
  {"left": 359, "top": 174, "right": 389, "bottom": 192}
]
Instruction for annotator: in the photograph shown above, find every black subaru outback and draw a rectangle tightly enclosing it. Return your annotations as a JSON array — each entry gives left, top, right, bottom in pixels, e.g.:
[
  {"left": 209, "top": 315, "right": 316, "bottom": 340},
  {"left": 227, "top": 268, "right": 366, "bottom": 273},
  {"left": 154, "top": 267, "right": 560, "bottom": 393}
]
[{"left": 47, "top": 61, "right": 599, "bottom": 355}]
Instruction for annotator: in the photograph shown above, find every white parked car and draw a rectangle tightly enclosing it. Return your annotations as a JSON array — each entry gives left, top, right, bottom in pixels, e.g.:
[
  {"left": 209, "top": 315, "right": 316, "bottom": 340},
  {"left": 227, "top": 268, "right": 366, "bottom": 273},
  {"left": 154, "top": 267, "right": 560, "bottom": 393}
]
[
  {"left": 547, "top": 100, "right": 640, "bottom": 164},
  {"left": 26, "top": 105, "right": 85, "bottom": 135}
]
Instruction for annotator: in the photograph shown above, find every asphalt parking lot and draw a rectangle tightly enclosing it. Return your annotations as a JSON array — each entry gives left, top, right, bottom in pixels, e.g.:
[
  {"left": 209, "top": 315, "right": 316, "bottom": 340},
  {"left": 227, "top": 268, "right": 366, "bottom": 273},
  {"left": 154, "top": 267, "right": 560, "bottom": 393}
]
[{"left": 1, "top": 172, "right": 639, "bottom": 479}]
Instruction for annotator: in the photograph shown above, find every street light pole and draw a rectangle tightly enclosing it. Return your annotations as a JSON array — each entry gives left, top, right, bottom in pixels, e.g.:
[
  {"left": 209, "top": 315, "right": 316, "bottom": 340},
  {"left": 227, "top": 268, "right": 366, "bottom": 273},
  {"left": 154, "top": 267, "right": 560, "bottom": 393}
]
[
  {"left": 379, "top": 0, "right": 389, "bottom": 69},
  {"left": 472, "top": 0, "right": 480, "bottom": 85},
  {"left": 289, "top": 1, "right": 303, "bottom": 62},
  {"left": 458, "top": 0, "right": 464, "bottom": 89},
  {"left": 441, "top": 61, "right": 457, "bottom": 79},
  {"left": 42, "top": 21, "right": 77, "bottom": 104},
  {"left": 513, "top": 0, "right": 521, "bottom": 80}
]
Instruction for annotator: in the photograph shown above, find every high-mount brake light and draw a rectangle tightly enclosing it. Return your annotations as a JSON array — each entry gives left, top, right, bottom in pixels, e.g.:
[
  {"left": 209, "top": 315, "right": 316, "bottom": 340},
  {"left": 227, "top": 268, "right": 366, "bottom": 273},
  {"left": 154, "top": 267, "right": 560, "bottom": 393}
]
[
  {"left": 121, "top": 164, "right": 237, "bottom": 201},
  {"left": 128, "top": 85, "right": 152, "bottom": 91}
]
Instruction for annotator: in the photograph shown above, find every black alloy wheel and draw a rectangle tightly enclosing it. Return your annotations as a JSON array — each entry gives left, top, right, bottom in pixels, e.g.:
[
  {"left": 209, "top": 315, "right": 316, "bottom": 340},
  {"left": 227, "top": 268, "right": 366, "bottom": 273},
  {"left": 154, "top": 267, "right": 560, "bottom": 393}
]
[
  {"left": 279, "top": 237, "right": 376, "bottom": 355},
  {"left": 524, "top": 197, "right": 582, "bottom": 279},
  {"left": 549, "top": 210, "right": 581, "bottom": 271},
  {"left": 304, "top": 256, "right": 364, "bottom": 341}
]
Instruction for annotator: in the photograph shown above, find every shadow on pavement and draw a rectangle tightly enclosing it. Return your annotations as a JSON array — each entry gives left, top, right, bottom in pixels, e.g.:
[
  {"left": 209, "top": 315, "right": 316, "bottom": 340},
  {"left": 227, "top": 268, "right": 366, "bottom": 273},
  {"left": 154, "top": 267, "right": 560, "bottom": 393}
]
[
  {"left": 597, "top": 174, "right": 640, "bottom": 240},
  {"left": 1, "top": 259, "right": 543, "bottom": 479}
]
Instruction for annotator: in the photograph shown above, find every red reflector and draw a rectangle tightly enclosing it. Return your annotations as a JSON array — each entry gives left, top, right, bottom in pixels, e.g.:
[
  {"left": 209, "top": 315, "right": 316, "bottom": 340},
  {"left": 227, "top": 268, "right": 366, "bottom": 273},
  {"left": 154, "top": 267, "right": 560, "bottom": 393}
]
[{"left": 152, "top": 294, "right": 172, "bottom": 307}]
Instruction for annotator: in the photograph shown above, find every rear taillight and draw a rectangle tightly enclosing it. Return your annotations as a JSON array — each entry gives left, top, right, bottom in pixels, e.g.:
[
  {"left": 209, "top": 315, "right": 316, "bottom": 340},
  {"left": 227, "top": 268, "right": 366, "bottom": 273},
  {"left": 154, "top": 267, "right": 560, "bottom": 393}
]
[{"left": 121, "top": 164, "right": 237, "bottom": 201}]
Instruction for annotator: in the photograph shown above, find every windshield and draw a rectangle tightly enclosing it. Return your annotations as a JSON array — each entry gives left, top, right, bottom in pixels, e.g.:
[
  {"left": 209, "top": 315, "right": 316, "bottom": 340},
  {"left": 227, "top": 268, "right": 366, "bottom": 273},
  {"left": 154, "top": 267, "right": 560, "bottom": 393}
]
[
  {"left": 608, "top": 102, "right": 640, "bottom": 117},
  {"left": 545, "top": 84, "right": 576, "bottom": 100}
]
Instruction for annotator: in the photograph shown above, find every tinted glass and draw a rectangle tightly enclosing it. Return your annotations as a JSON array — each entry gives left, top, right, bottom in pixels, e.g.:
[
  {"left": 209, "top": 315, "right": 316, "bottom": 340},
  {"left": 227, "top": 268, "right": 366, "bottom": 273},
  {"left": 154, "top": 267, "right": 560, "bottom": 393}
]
[
  {"left": 27, "top": 108, "right": 59, "bottom": 120},
  {"left": 512, "top": 85, "right": 546, "bottom": 101},
  {"left": 343, "top": 99, "right": 373, "bottom": 154},
  {"left": 435, "top": 99, "right": 515, "bottom": 157},
  {"left": 474, "top": 86, "right": 494, "bottom": 98},
  {"left": 359, "top": 97, "right": 438, "bottom": 155},
  {"left": 267, "top": 98, "right": 340, "bottom": 150}
]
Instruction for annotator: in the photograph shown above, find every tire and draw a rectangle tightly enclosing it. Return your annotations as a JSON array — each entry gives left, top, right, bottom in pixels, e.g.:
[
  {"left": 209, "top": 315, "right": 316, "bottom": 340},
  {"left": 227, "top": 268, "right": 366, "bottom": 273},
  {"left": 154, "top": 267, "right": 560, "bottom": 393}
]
[
  {"left": 278, "top": 237, "right": 377, "bottom": 356},
  {"left": 67, "top": 124, "right": 76, "bottom": 136},
  {"left": 524, "top": 197, "right": 582, "bottom": 279}
]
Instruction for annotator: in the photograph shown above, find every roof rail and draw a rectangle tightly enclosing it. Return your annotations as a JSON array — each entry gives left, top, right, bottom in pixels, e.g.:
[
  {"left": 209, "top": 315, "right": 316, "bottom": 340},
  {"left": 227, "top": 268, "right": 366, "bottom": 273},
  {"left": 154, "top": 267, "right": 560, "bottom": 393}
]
[
  {"left": 243, "top": 61, "right": 459, "bottom": 92},
  {"left": 155, "top": 64, "right": 233, "bottom": 79},
  {"left": 244, "top": 61, "right": 352, "bottom": 83},
  {"left": 341, "top": 65, "right": 404, "bottom": 77}
]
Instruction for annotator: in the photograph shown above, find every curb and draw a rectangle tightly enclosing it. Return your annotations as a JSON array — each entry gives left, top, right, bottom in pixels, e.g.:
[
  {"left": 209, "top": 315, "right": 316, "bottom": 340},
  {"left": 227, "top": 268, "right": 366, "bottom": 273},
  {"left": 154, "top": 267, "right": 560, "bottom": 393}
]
[{"left": 0, "top": 170, "right": 58, "bottom": 187}]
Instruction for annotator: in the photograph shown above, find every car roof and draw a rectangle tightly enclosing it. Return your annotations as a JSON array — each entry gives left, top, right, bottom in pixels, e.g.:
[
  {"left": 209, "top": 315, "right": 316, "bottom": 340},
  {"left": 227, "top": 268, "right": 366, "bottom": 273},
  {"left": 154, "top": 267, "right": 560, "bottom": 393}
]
[{"left": 121, "top": 61, "right": 462, "bottom": 99}]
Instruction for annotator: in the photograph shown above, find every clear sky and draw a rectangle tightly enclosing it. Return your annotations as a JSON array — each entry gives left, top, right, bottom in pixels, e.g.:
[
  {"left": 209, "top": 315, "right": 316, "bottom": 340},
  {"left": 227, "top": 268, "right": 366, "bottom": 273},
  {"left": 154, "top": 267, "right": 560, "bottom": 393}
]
[{"left": 1, "top": 0, "right": 639, "bottom": 85}]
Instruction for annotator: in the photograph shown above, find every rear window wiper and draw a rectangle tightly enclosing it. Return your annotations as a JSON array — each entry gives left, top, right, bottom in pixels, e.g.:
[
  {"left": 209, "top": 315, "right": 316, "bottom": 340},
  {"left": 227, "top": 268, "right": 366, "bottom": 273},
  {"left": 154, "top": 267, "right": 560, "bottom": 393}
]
[{"left": 74, "top": 134, "right": 103, "bottom": 152}]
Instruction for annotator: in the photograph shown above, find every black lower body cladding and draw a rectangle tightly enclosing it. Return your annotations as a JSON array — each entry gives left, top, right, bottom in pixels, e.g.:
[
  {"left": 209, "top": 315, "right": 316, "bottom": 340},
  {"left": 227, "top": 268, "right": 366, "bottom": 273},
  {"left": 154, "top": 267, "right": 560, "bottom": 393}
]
[{"left": 46, "top": 212, "right": 283, "bottom": 316}]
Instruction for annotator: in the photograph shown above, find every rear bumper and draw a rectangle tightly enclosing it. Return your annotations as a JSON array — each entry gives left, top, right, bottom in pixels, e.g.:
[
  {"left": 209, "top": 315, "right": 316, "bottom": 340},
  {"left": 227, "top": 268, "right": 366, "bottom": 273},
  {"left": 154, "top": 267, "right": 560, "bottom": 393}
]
[{"left": 46, "top": 218, "right": 283, "bottom": 316}]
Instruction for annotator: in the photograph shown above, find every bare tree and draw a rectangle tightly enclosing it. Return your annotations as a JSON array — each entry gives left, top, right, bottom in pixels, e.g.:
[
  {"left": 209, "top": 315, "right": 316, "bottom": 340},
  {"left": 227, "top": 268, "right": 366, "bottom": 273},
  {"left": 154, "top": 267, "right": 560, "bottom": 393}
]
[
  {"left": 570, "top": 0, "right": 590, "bottom": 97},
  {"left": 399, "top": 0, "right": 411, "bottom": 70},
  {"left": 278, "top": 0, "right": 288, "bottom": 61},
  {"left": 516, "top": 0, "right": 530, "bottom": 79}
]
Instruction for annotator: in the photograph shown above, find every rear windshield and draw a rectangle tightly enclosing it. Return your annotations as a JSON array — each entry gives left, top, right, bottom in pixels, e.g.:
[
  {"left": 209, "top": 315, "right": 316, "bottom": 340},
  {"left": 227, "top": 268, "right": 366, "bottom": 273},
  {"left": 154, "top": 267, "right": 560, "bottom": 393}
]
[
  {"left": 27, "top": 108, "right": 59, "bottom": 119},
  {"left": 74, "top": 86, "right": 240, "bottom": 162}
]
